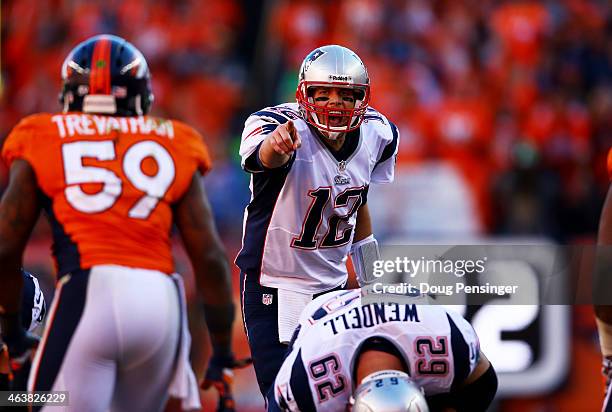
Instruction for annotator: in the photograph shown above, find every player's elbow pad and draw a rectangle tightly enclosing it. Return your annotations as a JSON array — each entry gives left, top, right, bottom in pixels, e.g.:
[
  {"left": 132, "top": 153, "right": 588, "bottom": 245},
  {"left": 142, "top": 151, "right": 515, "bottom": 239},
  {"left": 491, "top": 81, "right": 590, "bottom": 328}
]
[{"left": 349, "top": 235, "right": 380, "bottom": 287}]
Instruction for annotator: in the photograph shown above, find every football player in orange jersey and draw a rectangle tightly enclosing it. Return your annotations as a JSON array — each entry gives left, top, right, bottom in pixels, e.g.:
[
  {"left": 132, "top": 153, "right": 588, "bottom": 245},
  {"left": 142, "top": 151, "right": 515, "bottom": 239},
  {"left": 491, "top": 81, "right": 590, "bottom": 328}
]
[
  {"left": 597, "top": 147, "right": 612, "bottom": 411},
  {"left": 0, "top": 34, "right": 239, "bottom": 412}
]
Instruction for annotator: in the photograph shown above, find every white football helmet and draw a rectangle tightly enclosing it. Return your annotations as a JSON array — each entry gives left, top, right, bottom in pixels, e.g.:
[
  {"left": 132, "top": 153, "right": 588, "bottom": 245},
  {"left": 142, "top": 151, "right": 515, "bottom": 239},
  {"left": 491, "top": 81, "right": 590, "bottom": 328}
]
[
  {"left": 296, "top": 45, "right": 370, "bottom": 139},
  {"left": 351, "top": 370, "right": 430, "bottom": 412}
]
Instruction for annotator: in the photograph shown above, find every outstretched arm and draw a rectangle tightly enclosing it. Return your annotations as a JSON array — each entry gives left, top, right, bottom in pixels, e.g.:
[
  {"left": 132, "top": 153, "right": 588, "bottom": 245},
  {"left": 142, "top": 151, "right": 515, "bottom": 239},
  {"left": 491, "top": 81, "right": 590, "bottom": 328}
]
[
  {"left": 0, "top": 159, "right": 40, "bottom": 325},
  {"left": 258, "top": 120, "right": 301, "bottom": 169}
]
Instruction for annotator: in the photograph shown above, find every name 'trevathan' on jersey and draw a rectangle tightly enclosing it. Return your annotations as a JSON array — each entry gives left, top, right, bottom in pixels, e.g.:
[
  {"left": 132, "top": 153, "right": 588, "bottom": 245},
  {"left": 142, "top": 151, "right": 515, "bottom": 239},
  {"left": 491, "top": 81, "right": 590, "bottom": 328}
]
[
  {"left": 2, "top": 112, "right": 211, "bottom": 275},
  {"left": 274, "top": 289, "right": 480, "bottom": 412},
  {"left": 236, "top": 103, "right": 399, "bottom": 292}
]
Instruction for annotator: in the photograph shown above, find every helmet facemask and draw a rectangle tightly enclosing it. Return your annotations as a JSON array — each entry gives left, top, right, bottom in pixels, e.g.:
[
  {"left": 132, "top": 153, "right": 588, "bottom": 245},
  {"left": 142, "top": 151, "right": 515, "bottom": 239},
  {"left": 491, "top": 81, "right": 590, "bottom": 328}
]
[{"left": 296, "top": 81, "right": 370, "bottom": 140}]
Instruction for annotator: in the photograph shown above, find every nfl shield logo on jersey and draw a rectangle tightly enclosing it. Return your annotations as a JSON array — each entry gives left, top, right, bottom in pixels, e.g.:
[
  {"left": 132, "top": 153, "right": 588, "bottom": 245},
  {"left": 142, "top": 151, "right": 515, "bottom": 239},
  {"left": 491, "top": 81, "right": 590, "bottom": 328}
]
[{"left": 262, "top": 294, "right": 274, "bottom": 305}]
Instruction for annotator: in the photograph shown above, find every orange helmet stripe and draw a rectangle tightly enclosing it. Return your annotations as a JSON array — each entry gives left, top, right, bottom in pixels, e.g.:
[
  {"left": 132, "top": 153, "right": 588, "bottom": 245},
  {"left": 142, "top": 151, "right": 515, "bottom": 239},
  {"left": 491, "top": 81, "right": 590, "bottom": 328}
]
[{"left": 90, "top": 38, "right": 111, "bottom": 94}]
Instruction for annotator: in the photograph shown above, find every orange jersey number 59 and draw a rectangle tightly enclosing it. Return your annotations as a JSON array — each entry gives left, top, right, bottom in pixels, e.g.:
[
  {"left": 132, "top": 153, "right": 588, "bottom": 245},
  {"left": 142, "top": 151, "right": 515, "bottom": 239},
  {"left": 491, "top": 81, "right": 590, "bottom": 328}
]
[{"left": 61, "top": 140, "right": 174, "bottom": 219}]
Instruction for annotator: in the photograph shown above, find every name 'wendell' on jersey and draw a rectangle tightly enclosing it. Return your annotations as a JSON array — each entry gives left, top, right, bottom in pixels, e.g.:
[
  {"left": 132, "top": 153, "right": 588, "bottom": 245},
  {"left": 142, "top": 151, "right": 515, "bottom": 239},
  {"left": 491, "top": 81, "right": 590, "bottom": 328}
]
[
  {"left": 236, "top": 103, "right": 399, "bottom": 293},
  {"left": 274, "top": 290, "right": 481, "bottom": 412},
  {"left": 321, "top": 302, "right": 420, "bottom": 335},
  {"left": 2, "top": 113, "right": 210, "bottom": 275}
]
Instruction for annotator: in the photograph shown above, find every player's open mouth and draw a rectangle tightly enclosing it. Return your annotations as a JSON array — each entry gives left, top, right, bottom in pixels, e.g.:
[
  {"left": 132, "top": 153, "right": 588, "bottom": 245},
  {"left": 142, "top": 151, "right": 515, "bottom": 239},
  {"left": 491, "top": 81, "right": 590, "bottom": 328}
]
[{"left": 328, "top": 112, "right": 345, "bottom": 125}]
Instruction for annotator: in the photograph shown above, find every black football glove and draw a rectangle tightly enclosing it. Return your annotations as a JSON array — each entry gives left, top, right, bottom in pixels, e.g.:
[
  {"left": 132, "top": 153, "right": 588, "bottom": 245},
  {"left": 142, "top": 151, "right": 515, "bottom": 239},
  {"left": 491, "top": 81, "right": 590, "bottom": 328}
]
[
  {"left": 202, "top": 353, "right": 252, "bottom": 412},
  {"left": 3, "top": 330, "right": 39, "bottom": 375},
  {"left": 1, "top": 313, "right": 39, "bottom": 375}
]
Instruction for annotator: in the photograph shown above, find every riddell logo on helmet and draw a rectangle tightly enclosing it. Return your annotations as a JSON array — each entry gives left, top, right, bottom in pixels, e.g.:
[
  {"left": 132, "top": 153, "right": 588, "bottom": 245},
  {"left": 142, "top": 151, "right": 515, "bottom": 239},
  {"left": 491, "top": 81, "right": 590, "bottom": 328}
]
[{"left": 329, "top": 75, "right": 352, "bottom": 81}]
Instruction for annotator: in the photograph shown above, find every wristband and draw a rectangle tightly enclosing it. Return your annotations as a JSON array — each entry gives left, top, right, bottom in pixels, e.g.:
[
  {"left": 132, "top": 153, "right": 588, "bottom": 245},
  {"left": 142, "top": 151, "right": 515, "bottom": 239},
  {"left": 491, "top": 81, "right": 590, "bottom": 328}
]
[{"left": 350, "top": 235, "right": 380, "bottom": 287}]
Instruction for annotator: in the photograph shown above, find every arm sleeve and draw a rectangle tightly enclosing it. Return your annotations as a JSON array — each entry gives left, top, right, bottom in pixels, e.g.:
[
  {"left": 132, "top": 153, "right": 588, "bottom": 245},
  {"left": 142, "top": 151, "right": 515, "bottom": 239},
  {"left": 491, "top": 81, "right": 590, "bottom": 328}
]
[
  {"left": 453, "top": 363, "right": 498, "bottom": 412},
  {"left": 371, "top": 121, "right": 399, "bottom": 184},
  {"left": 426, "top": 363, "right": 498, "bottom": 412},
  {"left": 243, "top": 142, "right": 265, "bottom": 173}
]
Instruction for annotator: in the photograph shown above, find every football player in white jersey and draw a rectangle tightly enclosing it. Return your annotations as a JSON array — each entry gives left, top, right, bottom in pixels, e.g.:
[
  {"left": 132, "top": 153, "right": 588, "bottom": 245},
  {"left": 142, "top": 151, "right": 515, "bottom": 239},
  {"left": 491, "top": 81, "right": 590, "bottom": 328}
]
[
  {"left": 1, "top": 270, "right": 46, "bottom": 391},
  {"left": 237, "top": 44, "right": 399, "bottom": 397},
  {"left": 270, "top": 289, "right": 498, "bottom": 411}
]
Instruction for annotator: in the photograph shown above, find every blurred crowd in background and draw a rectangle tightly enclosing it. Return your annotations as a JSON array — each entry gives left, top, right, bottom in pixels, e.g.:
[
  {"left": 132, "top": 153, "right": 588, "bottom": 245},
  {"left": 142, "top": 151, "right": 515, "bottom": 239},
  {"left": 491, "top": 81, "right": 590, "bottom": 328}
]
[
  {"left": 2, "top": 0, "right": 612, "bottom": 410},
  {"left": 2, "top": 0, "right": 611, "bottom": 245}
]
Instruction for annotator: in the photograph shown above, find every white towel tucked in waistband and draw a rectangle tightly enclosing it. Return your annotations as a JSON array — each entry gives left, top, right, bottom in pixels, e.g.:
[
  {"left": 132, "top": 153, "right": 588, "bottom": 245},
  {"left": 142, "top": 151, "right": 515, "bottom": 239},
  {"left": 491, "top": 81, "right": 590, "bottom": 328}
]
[
  {"left": 169, "top": 274, "right": 202, "bottom": 411},
  {"left": 277, "top": 289, "right": 312, "bottom": 344}
]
